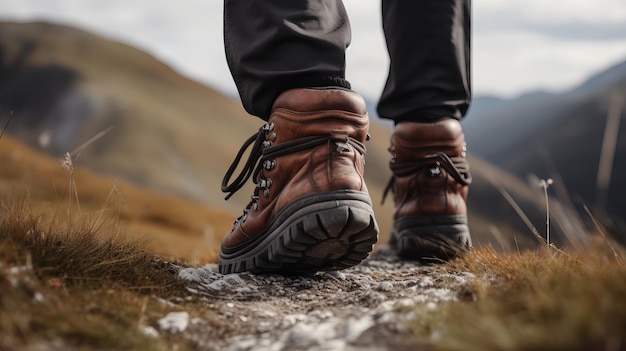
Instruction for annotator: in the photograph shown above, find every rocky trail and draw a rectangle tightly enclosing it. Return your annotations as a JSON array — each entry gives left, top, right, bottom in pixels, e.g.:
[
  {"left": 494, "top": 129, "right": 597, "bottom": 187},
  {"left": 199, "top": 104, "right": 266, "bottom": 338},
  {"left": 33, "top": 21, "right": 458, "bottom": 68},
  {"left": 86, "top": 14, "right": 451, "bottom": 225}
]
[{"left": 169, "top": 249, "right": 475, "bottom": 351}]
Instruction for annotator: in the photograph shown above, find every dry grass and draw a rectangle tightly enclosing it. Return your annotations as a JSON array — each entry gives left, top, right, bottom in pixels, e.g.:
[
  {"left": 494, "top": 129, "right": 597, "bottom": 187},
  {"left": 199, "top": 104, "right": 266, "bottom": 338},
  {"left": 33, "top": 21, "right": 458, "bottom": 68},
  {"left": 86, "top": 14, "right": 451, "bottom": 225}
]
[
  {"left": 408, "top": 243, "right": 626, "bottom": 351},
  {"left": 0, "top": 135, "right": 236, "bottom": 350},
  {"left": 3, "top": 182, "right": 626, "bottom": 350},
  {"left": 1, "top": 200, "right": 183, "bottom": 291},
  {"left": 0, "top": 134, "right": 235, "bottom": 264},
  {"left": 0, "top": 199, "right": 193, "bottom": 350}
]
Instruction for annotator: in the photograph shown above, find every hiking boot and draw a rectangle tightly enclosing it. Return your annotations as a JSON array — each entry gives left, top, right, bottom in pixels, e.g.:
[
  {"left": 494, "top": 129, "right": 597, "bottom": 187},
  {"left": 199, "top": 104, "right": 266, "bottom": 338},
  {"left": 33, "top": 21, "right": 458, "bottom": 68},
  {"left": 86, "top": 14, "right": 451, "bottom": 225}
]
[
  {"left": 219, "top": 88, "right": 379, "bottom": 274},
  {"left": 384, "top": 119, "right": 472, "bottom": 262}
]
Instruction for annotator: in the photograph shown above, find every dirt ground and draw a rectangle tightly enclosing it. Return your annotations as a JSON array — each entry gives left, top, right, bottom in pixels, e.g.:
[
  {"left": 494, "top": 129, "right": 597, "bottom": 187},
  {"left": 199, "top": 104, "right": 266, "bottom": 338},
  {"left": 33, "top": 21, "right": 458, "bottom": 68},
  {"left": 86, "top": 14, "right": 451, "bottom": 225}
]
[{"left": 171, "top": 248, "right": 475, "bottom": 351}]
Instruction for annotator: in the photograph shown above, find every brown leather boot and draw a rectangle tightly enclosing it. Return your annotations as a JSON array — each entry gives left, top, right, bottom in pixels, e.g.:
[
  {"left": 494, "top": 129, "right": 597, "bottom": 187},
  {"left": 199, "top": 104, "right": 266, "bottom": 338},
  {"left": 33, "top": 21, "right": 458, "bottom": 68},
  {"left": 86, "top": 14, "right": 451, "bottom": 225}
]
[
  {"left": 219, "top": 88, "right": 379, "bottom": 274},
  {"left": 384, "top": 119, "right": 472, "bottom": 262}
]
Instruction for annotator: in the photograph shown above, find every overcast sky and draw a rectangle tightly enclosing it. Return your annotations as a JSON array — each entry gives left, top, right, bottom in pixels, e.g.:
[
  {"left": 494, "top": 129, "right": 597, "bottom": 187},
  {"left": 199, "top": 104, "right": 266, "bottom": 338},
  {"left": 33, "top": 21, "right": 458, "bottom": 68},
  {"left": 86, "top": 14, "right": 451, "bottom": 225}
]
[{"left": 1, "top": 0, "right": 625, "bottom": 101}]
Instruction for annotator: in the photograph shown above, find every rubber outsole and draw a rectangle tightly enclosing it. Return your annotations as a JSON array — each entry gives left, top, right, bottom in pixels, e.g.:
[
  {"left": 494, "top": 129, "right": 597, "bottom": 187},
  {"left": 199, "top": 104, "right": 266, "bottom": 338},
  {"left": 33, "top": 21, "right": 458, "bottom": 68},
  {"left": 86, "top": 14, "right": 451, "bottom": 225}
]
[
  {"left": 219, "top": 191, "right": 379, "bottom": 274},
  {"left": 389, "top": 215, "right": 471, "bottom": 263}
]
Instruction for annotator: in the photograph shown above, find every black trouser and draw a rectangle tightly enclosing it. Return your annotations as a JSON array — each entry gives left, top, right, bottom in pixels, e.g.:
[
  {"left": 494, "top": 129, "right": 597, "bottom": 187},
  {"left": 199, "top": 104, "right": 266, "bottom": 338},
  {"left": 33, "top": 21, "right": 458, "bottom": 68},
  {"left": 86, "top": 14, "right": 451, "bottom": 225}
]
[{"left": 224, "top": 0, "right": 471, "bottom": 123}]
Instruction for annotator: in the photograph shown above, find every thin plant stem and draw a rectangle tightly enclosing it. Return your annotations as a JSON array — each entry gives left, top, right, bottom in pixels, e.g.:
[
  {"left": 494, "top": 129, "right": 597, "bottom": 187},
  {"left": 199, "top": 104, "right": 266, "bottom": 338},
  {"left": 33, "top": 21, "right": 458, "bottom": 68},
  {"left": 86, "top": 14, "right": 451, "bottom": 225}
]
[
  {"left": 541, "top": 179, "right": 553, "bottom": 247},
  {"left": 0, "top": 110, "right": 13, "bottom": 140},
  {"left": 583, "top": 204, "right": 624, "bottom": 266},
  {"left": 485, "top": 174, "right": 546, "bottom": 245}
]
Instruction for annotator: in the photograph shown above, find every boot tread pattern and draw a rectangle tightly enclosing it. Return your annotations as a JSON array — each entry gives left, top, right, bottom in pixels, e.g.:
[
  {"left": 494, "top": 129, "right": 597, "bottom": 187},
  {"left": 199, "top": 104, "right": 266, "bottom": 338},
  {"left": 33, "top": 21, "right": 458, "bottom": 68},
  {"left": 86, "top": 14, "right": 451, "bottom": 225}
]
[{"left": 219, "top": 203, "right": 378, "bottom": 274}]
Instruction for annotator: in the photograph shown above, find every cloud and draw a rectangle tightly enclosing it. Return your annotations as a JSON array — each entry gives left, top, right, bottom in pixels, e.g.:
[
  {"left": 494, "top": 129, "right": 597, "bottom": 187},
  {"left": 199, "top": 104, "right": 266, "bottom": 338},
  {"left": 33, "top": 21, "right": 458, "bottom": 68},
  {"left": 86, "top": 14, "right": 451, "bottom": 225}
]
[
  {"left": 474, "top": 31, "right": 626, "bottom": 96},
  {"left": 528, "top": 21, "right": 626, "bottom": 41},
  {"left": 475, "top": 0, "right": 626, "bottom": 41},
  {"left": 477, "top": 14, "right": 626, "bottom": 42}
]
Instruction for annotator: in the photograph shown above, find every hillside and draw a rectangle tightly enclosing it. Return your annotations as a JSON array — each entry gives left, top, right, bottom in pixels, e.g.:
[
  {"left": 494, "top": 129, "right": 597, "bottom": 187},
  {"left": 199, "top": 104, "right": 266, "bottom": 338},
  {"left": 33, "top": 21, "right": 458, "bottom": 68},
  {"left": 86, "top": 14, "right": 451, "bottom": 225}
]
[
  {"left": 0, "top": 133, "right": 234, "bottom": 263},
  {"left": 0, "top": 21, "right": 566, "bottom": 250},
  {"left": 0, "top": 21, "right": 255, "bottom": 206}
]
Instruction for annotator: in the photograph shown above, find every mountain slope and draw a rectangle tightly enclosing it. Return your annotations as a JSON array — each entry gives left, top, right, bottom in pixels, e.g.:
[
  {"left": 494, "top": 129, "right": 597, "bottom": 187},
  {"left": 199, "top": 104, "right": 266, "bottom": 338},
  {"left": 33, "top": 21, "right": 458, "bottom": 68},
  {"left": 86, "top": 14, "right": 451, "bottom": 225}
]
[
  {"left": 0, "top": 134, "right": 235, "bottom": 262},
  {"left": 464, "top": 60, "right": 626, "bottom": 232},
  {"left": 0, "top": 21, "right": 255, "bottom": 205}
]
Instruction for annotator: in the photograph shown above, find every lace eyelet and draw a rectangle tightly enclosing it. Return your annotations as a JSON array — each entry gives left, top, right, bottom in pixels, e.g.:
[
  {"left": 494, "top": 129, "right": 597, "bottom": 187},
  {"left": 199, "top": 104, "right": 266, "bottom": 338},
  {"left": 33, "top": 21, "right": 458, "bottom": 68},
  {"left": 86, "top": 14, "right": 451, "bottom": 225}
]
[
  {"left": 262, "top": 122, "right": 275, "bottom": 133},
  {"left": 388, "top": 146, "right": 397, "bottom": 163},
  {"left": 256, "top": 178, "right": 273, "bottom": 198},
  {"left": 263, "top": 160, "right": 276, "bottom": 171},
  {"left": 428, "top": 164, "right": 442, "bottom": 177}
]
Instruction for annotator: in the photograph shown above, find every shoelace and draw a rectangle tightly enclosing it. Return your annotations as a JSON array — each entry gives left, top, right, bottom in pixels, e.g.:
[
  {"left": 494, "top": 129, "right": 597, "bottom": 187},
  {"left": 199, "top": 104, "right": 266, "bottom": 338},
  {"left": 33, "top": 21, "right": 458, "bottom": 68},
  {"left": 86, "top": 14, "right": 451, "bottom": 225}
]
[
  {"left": 382, "top": 152, "right": 472, "bottom": 204},
  {"left": 222, "top": 124, "right": 367, "bottom": 201}
]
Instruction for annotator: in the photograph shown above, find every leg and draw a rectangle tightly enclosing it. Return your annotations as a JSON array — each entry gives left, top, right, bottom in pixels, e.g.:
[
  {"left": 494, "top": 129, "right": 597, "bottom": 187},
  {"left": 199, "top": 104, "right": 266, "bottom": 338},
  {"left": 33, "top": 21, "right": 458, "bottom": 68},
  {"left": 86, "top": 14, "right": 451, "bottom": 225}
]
[
  {"left": 220, "top": 0, "right": 379, "bottom": 273},
  {"left": 378, "top": 0, "right": 471, "bottom": 122},
  {"left": 224, "top": 0, "right": 353, "bottom": 120},
  {"left": 379, "top": 0, "right": 473, "bottom": 262}
]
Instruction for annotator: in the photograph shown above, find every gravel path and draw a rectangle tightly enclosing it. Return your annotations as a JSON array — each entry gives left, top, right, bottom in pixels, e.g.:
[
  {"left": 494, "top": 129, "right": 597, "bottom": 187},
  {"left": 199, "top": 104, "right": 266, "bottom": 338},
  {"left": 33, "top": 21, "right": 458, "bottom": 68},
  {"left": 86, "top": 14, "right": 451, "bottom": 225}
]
[{"left": 176, "top": 249, "right": 475, "bottom": 351}]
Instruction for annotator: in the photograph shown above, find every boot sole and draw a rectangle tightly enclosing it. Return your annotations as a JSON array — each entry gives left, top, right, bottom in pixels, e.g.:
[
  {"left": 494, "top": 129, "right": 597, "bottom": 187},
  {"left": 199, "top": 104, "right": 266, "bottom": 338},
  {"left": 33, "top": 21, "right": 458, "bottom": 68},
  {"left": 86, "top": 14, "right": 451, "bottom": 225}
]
[
  {"left": 219, "top": 190, "right": 379, "bottom": 274},
  {"left": 390, "top": 215, "right": 471, "bottom": 263}
]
